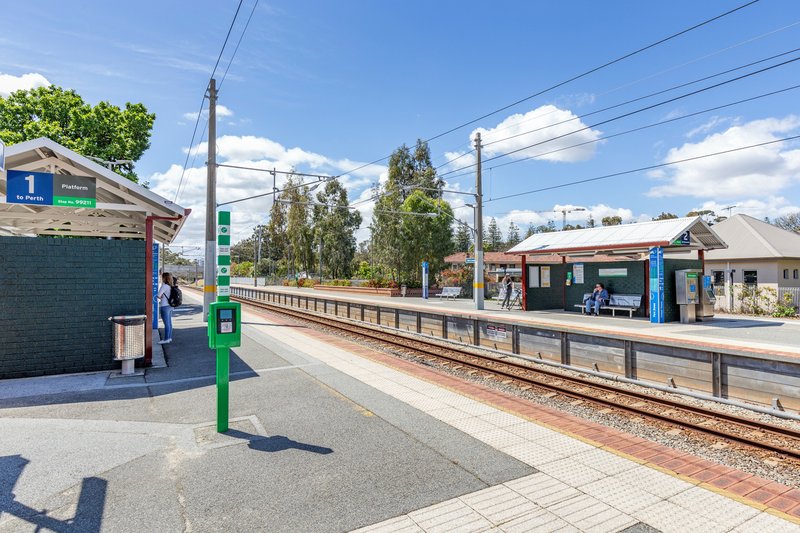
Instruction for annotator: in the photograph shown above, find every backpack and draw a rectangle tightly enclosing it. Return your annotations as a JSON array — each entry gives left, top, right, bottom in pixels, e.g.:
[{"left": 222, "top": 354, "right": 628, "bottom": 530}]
[{"left": 168, "top": 283, "right": 183, "bottom": 308}]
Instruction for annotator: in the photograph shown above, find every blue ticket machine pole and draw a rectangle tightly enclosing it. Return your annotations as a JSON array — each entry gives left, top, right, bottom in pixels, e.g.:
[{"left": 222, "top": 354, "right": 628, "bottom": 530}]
[
  {"left": 649, "top": 247, "right": 665, "bottom": 324},
  {"left": 422, "top": 261, "right": 429, "bottom": 299}
]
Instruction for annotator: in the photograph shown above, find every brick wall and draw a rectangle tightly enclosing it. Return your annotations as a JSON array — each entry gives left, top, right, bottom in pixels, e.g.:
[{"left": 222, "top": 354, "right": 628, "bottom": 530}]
[{"left": 0, "top": 236, "right": 145, "bottom": 379}]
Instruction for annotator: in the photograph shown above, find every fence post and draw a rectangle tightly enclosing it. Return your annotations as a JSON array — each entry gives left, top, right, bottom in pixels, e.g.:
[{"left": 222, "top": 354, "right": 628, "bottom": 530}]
[
  {"left": 360, "top": 304, "right": 365, "bottom": 322},
  {"left": 512, "top": 325, "right": 519, "bottom": 354},
  {"left": 395, "top": 309, "right": 400, "bottom": 329},
  {"left": 442, "top": 316, "right": 448, "bottom": 339},
  {"left": 560, "top": 332, "right": 569, "bottom": 365},
  {"left": 624, "top": 340, "right": 634, "bottom": 378},
  {"left": 473, "top": 319, "right": 480, "bottom": 346},
  {"left": 712, "top": 352, "right": 722, "bottom": 398},
  {"left": 416, "top": 312, "right": 422, "bottom": 334}
]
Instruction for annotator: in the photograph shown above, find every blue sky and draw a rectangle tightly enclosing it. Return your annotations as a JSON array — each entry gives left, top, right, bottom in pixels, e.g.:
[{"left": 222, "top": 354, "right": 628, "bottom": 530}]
[{"left": 3, "top": 0, "right": 800, "bottom": 252}]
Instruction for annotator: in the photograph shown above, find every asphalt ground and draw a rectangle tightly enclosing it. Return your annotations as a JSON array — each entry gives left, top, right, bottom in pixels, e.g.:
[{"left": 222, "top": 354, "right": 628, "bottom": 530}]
[{"left": 0, "top": 294, "right": 533, "bottom": 533}]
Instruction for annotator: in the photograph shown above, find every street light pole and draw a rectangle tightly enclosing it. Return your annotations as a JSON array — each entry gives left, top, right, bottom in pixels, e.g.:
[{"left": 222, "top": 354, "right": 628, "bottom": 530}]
[{"left": 474, "top": 132, "right": 484, "bottom": 310}]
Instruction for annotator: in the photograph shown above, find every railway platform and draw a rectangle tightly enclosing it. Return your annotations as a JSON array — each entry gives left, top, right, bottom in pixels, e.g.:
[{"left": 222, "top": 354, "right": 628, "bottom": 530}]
[
  {"left": 258, "top": 285, "right": 800, "bottom": 358},
  {"left": 1, "top": 289, "right": 799, "bottom": 532}
]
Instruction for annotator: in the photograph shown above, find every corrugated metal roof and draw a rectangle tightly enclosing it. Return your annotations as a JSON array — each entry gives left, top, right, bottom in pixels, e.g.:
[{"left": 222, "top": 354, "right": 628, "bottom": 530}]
[
  {"left": 705, "top": 214, "right": 800, "bottom": 260},
  {"left": 507, "top": 216, "right": 726, "bottom": 255}
]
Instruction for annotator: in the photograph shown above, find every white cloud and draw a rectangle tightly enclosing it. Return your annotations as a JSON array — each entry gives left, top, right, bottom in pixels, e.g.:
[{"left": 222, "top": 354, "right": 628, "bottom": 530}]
[
  {"left": 490, "top": 203, "right": 637, "bottom": 236},
  {"left": 472, "top": 105, "right": 603, "bottom": 164},
  {"left": 0, "top": 72, "right": 50, "bottom": 97},
  {"left": 183, "top": 104, "right": 234, "bottom": 121},
  {"left": 150, "top": 135, "right": 387, "bottom": 248},
  {"left": 648, "top": 116, "right": 800, "bottom": 199},
  {"left": 687, "top": 196, "right": 800, "bottom": 222},
  {"left": 685, "top": 116, "right": 735, "bottom": 139}
]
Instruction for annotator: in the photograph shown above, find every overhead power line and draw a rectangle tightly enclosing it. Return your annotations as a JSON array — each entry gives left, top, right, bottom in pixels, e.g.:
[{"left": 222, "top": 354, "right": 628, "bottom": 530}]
[
  {"left": 483, "top": 135, "right": 800, "bottom": 204},
  {"left": 174, "top": 0, "right": 247, "bottom": 203},
  {"left": 423, "top": 0, "right": 761, "bottom": 145},
  {"left": 331, "top": 1, "right": 759, "bottom": 182},
  {"left": 218, "top": 0, "right": 260, "bottom": 92},
  {"left": 445, "top": 83, "right": 800, "bottom": 183},
  {"left": 439, "top": 54, "right": 800, "bottom": 178}
]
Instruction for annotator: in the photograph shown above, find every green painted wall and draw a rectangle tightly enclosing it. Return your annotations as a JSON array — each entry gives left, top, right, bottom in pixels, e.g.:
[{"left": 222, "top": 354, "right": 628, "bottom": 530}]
[
  {"left": 0, "top": 236, "right": 145, "bottom": 379},
  {"left": 525, "top": 263, "right": 567, "bottom": 310}
]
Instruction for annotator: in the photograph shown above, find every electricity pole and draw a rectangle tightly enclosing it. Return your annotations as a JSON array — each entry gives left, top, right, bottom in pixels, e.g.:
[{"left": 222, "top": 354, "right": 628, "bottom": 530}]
[
  {"left": 203, "top": 78, "right": 217, "bottom": 321},
  {"left": 254, "top": 226, "right": 262, "bottom": 287},
  {"left": 474, "top": 132, "right": 484, "bottom": 310}
]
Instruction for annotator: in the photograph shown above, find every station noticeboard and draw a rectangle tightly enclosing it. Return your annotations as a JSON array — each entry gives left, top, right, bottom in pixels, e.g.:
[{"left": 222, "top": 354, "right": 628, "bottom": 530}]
[{"left": 5, "top": 170, "right": 96, "bottom": 208}]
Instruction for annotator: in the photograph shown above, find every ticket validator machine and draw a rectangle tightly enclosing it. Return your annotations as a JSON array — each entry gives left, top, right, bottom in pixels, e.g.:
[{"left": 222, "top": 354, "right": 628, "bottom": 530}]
[
  {"left": 208, "top": 301, "right": 241, "bottom": 349},
  {"left": 675, "top": 269, "right": 700, "bottom": 324}
]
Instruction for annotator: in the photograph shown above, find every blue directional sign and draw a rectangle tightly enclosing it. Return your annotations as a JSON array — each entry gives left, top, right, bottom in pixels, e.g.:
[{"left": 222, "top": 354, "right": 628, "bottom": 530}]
[
  {"left": 152, "top": 244, "right": 160, "bottom": 329},
  {"left": 6, "top": 170, "right": 54, "bottom": 205},
  {"left": 649, "top": 247, "right": 665, "bottom": 323},
  {"left": 422, "top": 261, "right": 429, "bottom": 299}
]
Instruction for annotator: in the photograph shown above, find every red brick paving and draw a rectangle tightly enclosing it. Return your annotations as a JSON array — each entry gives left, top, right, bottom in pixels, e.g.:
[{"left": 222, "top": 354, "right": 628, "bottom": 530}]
[{"left": 246, "top": 302, "right": 800, "bottom": 520}]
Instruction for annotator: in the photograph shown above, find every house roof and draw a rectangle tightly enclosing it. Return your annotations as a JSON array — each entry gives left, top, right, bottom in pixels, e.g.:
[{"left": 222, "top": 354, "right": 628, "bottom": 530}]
[
  {"left": 704, "top": 214, "right": 800, "bottom": 260},
  {"left": 507, "top": 216, "right": 726, "bottom": 256},
  {"left": 0, "top": 137, "right": 189, "bottom": 243}
]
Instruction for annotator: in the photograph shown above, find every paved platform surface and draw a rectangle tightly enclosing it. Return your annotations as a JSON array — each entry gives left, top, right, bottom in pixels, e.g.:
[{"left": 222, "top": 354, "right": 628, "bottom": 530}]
[
  {"left": 259, "top": 285, "right": 800, "bottom": 359},
  {"left": 1, "top": 290, "right": 799, "bottom": 532}
]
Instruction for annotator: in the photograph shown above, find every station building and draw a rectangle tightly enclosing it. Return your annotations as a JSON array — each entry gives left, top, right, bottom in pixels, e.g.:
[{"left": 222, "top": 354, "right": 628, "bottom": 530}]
[
  {"left": 703, "top": 214, "right": 800, "bottom": 312},
  {"left": 0, "top": 138, "right": 189, "bottom": 379},
  {"left": 507, "top": 217, "right": 727, "bottom": 322}
]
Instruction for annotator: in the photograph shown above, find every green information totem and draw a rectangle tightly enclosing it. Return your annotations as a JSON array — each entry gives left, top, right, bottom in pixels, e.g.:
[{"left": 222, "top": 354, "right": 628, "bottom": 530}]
[{"left": 208, "top": 210, "right": 241, "bottom": 433}]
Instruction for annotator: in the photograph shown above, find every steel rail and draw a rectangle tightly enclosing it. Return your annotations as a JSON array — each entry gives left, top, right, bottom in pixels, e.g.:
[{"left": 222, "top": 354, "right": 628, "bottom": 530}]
[{"left": 230, "top": 291, "right": 800, "bottom": 460}]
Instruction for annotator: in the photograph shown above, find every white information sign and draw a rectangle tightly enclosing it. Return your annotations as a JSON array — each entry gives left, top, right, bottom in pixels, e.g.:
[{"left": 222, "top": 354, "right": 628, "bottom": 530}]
[
  {"left": 528, "top": 265, "right": 540, "bottom": 288},
  {"left": 573, "top": 263, "right": 584, "bottom": 284},
  {"left": 217, "top": 265, "right": 230, "bottom": 276},
  {"left": 541, "top": 266, "right": 551, "bottom": 288},
  {"left": 218, "top": 225, "right": 230, "bottom": 236},
  {"left": 217, "top": 285, "right": 231, "bottom": 297},
  {"left": 218, "top": 245, "right": 231, "bottom": 256},
  {"left": 599, "top": 268, "right": 628, "bottom": 278}
]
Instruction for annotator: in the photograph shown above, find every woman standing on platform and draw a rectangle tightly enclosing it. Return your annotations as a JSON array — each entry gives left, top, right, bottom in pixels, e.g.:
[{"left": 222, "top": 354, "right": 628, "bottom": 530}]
[{"left": 157, "top": 272, "right": 174, "bottom": 344}]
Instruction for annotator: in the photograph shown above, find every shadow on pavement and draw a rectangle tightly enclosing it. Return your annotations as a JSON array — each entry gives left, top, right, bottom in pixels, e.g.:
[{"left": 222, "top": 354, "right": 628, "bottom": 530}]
[
  {"left": 0, "top": 455, "right": 107, "bottom": 533},
  {"left": 223, "top": 430, "right": 334, "bottom": 455}
]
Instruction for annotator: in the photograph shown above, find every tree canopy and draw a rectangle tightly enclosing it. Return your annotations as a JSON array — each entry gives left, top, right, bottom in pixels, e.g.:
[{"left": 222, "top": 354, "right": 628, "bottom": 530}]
[
  {"left": 775, "top": 212, "right": 800, "bottom": 233},
  {"left": 0, "top": 85, "right": 155, "bottom": 182},
  {"left": 601, "top": 215, "right": 623, "bottom": 226}
]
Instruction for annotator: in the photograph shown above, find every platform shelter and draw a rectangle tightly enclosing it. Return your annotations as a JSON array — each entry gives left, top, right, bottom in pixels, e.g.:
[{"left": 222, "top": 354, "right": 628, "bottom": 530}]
[
  {"left": 0, "top": 137, "right": 190, "bottom": 377},
  {"left": 506, "top": 217, "right": 726, "bottom": 322}
]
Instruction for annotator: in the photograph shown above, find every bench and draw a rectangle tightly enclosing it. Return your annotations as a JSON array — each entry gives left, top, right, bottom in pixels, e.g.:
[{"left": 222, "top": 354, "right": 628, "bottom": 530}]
[
  {"left": 575, "top": 293, "right": 642, "bottom": 317},
  {"left": 437, "top": 286, "right": 462, "bottom": 300}
]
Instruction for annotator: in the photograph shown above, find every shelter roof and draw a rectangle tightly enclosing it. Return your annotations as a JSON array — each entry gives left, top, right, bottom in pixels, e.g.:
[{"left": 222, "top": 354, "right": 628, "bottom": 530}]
[
  {"left": 705, "top": 214, "right": 800, "bottom": 260},
  {"left": 444, "top": 251, "right": 635, "bottom": 264},
  {"left": 0, "top": 138, "right": 188, "bottom": 243},
  {"left": 507, "top": 216, "right": 726, "bottom": 256}
]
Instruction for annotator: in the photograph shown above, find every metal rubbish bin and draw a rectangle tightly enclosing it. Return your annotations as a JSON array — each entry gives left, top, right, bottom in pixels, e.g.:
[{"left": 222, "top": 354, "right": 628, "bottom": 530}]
[{"left": 108, "top": 315, "right": 146, "bottom": 375}]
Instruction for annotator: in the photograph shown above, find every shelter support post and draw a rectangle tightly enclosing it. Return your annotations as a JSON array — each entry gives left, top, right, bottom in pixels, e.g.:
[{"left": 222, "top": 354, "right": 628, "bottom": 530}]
[
  {"left": 145, "top": 213, "right": 187, "bottom": 365},
  {"left": 521, "top": 255, "right": 527, "bottom": 311}
]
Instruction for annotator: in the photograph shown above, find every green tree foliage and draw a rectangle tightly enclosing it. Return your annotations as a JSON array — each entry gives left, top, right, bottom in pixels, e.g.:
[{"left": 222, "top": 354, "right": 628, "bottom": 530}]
[
  {"left": 775, "top": 212, "right": 800, "bottom": 233},
  {"left": 162, "top": 247, "right": 193, "bottom": 265},
  {"left": 485, "top": 217, "right": 503, "bottom": 251},
  {"left": 453, "top": 223, "right": 472, "bottom": 253},
  {"left": 313, "top": 179, "right": 362, "bottom": 279},
  {"left": 266, "top": 194, "right": 288, "bottom": 272},
  {"left": 601, "top": 215, "right": 623, "bottom": 226},
  {"left": 653, "top": 212, "right": 678, "bottom": 220},
  {"left": 399, "top": 191, "right": 454, "bottom": 283},
  {"left": 506, "top": 221, "right": 521, "bottom": 248},
  {"left": 283, "top": 174, "right": 314, "bottom": 276},
  {"left": 371, "top": 140, "right": 448, "bottom": 281},
  {"left": 586, "top": 216, "right": 596, "bottom": 228},
  {"left": 525, "top": 221, "right": 557, "bottom": 237},
  {"left": 0, "top": 85, "right": 155, "bottom": 182},
  {"left": 686, "top": 209, "right": 716, "bottom": 223}
]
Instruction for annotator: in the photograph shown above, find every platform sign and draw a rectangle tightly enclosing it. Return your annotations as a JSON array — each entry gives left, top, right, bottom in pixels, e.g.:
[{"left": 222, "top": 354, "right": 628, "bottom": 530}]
[
  {"left": 672, "top": 231, "right": 691, "bottom": 246},
  {"left": 422, "top": 261, "right": 429, "bottom": 299},
  {"left": 152, "top": 244, "right": 159, "bottom": 329},
  {"left": 465, "top": 257, "right": 475, "bottom": 265},
  {"left": 6, "top": 170, "right": 53, "bottom": 205},
  {"left": 53, "top": 174, "right": 96, "bottom": 207},
  {"left": 5, "top": 170, "right": 96, "bottom": 207},
  {"left": 649, "top": 247, "right": 665, "bottom": 323}
]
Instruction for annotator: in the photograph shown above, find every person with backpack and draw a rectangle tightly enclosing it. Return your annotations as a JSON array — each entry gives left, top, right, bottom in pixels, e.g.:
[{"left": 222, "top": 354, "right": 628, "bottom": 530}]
[
  {"left": 501, "top": 273, "right": 513, "bottom": 310},
  {"left": 156, "top": 272, "right": 175, "bottom": 344}
]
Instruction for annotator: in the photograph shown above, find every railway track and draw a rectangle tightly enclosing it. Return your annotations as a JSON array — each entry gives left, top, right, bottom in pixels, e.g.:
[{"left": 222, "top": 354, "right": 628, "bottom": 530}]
[{"left": 228, "top": 291, "right": 800, "bottom": 461}]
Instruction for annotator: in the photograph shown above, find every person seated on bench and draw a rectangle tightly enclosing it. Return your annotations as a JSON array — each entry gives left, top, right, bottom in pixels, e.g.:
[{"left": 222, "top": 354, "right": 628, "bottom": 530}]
[{"left": 584, "top": 283, "right": 609, "bottom": 316}]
